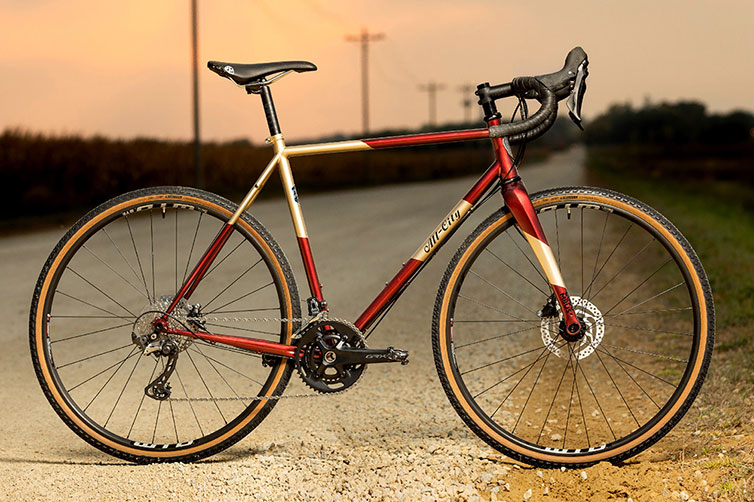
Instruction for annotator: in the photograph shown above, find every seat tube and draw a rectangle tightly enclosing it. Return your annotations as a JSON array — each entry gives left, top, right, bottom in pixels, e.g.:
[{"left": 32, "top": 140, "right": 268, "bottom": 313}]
[
  {"left": 492, "top": 131, "right": 582, "bottom": 336},
  {"left": 271, "top": 135, "right": 326, "bottom": 307}
]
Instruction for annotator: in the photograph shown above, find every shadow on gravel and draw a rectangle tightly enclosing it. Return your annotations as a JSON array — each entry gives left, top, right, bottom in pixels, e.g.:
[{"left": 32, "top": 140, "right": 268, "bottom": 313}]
[{"left": 0, "top": 455, "right": 129, "bottom": 466}]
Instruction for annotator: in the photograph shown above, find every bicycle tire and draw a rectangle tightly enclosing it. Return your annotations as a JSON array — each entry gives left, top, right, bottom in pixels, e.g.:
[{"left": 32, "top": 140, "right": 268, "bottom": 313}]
[
  {"left": 432, "top": 186, "right": 714, "bottom": 467},
  {"left": 30, "top": 186, "right": 300, "bottom": 463}
]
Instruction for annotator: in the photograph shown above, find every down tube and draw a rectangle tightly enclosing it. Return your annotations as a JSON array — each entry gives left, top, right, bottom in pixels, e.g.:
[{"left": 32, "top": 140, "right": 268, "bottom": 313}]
[{"left": 353, "top": 162, "right": 501, "bottom": 331}]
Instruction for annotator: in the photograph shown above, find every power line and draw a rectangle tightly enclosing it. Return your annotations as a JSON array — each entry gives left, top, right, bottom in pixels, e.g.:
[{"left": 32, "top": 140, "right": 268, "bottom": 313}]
[
  {"left": 457, "top": 84, "right": 475, "bottom": 124},
  {"left": 190, "top": 0, "right": 202, "bottom": 188},
  {"left": 418, "top": 81, "right": 446, "bottom": 126},
  {"left": 345, "top": 28, "right": 385, "bottom": 135}
]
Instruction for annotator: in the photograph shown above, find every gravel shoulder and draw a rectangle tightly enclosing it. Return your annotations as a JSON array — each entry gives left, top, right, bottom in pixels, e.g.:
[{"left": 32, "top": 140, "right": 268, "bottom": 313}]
[{"left": 2, "top": 148, "right": 750, "bottom": 501}]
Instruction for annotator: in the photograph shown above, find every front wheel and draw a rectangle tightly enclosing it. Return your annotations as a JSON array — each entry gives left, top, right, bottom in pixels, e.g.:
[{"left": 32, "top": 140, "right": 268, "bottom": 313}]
[
  {"left": 432, "top": 187, "right": 714, "bottom": 467},
  {"left": 30, "top": 186, "right": 300, "bottom": 463}
]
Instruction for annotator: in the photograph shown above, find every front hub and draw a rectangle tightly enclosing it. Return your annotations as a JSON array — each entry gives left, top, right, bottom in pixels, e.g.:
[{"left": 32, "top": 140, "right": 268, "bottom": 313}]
[{"left": 540, "top": 295, "right": 604, "bottom": 360}]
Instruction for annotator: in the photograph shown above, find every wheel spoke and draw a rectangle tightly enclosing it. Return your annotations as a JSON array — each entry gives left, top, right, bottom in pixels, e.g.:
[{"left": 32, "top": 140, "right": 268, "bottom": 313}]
[
  {"left": 128, "top": 358, "right": 160, "bottom": 439},
  {"left": 589, "top": 238, "right": 656, "bottom": 303},
  {"left": 38, "top": 191, "right": 295, "bottom": 456},
  {"left": 583, "top": 223, "right": 633, "bottom": 301},
  {"left": 599, "top": 345, "right": 661, "bottom": 409},
  {"left": 52, "top": 322, "right": 132, "bottom": 344},
  {"left": 202, "top": 258, "right": 263, "bottom": 310},
  {"left": 512, "top": 350, "right": 553, "bottom": 433},
  {"left": 510, "top": 228, "right": 549, "bottom": 288},
  {"left": 57, "top": 343, "right": 134, "bottom": 370},
  {"left": 103, "top": 227, "right": 151, "bottom": 301},
  {"left": 202, "top": 238, "right": 246, "bottom": 283},
  {"left": 192, "top": 344, "right": 249, "bottom": 406},
  {"left": 537, "top": 351, "right": 573, "bottom": 443},
  {"left": 607, "top": 282, "right": 686, "bottom": 318},
  {"left": 182, "top": 212, "right": 204, "bottom": 285},
  {"left": 456, "top": 294, "right": 540, "bottom": 325},
  {"left": 68, "top": 350, "right": 140, "bottom": 392},
  {"left": 605, "top": 322, "right": 692, "bottom": 337},
  {"left": 82, "top": 244, "right": 148, "bottom": 300},
  {"left": 66, "top": 268, "right": 136, "bottom": 317},
  {"left": 150, "top": 208, "right": 156, "bottom": 300},
  {"left": 594, "top": 349, "right": 640, "bottom": 427},
  {"left": 473, "top": 345, "right": 554, "bottom": 399},
  {"left": 83, "top": 347, "right": 139, "bottom": 412},
  {"left": 185, "top": 350, "right": 227, "bottom": 424},
  {"left": 490, "top": 345, "right": 553, "bottom": 419},
  {"left": 454, "top": 324, "right": 539, "bottom": 349},
  {"left": 484, "top": 248, "right": 550, "bottom": 297},
  {"left": 124, "top": 214, "right": 152, "bottom": 303},
  {"left": 104, "top": 352, "right": 143, "bottom": 427},
  {"left": 468, "top": 269, "right": 539, "bottom": 314},
  {"left": 205, "top": 282, "right": 274, "bottom": 314},
  {"left": 54, "top": 290, "right": 133, "bottom": 321},
  {"left": 595, "top": 347, "right": 680, "bottom": 386},
  {"left": 462, "top": 345, "right": 550, "bottom": 376},
  {"left": 574, "top": 348, "right": 616, "bottom": 441},
  {"left": 175, "top": 367, "right": 204, "bottom": 436},
  {"left": 189, "top": 347, "right": 266, "bottom": 387}
]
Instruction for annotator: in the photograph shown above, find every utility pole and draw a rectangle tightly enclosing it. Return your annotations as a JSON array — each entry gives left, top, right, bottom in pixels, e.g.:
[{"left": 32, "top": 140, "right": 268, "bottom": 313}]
[
  {"left": 457, "top": 84, "right": 475, "bottom": 124},
  {"left": 418, "top": 81, "right": 446, "bottom": 126},
  {"left": 345, "top": 28, "right": 384, "bottom": 134},
  {"left": 191, "top": 0, "right": 203, "bottom": 188}
]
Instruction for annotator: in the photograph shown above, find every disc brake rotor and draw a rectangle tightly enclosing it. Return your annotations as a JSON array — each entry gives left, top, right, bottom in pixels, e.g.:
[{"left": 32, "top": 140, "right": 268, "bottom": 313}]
[
  {"left": 132, "top": 295, "right": 195, "bottom": 353},
  {"left": 540, "top": 295, "right": 604, "bottom": 360}
]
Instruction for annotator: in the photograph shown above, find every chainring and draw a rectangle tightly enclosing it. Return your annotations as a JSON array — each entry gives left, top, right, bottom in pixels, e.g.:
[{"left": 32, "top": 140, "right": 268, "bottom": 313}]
[{"left": 294, "top": 319, "right": 366, "bottom": 393}]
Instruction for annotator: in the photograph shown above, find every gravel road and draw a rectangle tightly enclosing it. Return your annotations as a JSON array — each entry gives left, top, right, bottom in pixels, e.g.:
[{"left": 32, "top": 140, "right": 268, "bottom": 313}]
[{"left": 1, "top": 148, "right": 727, "bottom": 501}]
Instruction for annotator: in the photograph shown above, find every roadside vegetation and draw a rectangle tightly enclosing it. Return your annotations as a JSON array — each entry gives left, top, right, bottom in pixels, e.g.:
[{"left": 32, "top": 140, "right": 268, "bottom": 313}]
[
  {"left": 586, "top": 100, "right": 754, "bottom": 500},
  {"left": 0, "top": 117, "right": 576, "bottom": 229}
]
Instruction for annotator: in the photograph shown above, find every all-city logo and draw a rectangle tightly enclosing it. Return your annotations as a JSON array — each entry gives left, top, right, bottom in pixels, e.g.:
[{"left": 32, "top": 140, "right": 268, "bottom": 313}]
[
  {"left": 423, "top": 209, "right": 462, "bottom": 253},
  {"left": 224, "top": 65, "right": 235, "bottom": 75}
]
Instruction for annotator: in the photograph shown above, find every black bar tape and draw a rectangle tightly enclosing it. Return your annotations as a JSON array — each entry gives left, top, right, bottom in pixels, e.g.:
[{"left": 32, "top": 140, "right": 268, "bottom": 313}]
[{"left": 488, "top": 77, "right": 557, "bottom": 139}]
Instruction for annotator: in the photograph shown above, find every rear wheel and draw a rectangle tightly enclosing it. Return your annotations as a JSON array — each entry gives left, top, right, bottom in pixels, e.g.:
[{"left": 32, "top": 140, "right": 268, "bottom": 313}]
[
  {"left": 30, "top": 186, "right": 300, "bottom": 463},
  {"left": 433, "top": 187, "right": 714, "bottom": 467}
]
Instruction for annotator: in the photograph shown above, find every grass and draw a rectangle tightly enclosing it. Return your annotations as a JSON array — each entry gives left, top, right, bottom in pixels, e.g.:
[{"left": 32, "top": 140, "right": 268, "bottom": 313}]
[
  {"left": 587, "top": 156, "right": 754, "bottom": 363},
  {"left": 587, "top": 153, "right": 754, "bottom": 500}
]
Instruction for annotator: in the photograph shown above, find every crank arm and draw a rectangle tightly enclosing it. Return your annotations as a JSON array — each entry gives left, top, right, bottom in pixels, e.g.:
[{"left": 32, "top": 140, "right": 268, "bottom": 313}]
[{"left": 334, "top": 346, "right": 409, "bottom": 366}]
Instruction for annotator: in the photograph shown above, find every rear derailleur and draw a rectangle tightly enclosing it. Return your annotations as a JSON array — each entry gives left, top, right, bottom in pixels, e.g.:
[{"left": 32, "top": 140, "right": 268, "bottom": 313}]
[
  {"left": 132, "top": 331, "right": 179, "bottom": 401},
  {"left": 294, "top": 319, "right": 409, "bottom": 394}
]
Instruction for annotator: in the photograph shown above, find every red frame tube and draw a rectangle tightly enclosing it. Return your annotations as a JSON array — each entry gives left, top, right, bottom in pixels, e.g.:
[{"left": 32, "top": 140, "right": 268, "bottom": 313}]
[
  {"left": 354, "top": 258, "right": 422, "bottom": 331},
  {"left": 164, "top": 224, "right": 234, "bottom": 316},
  {"left": 166, "top": 329, "right": 297, "bottom": 357},
  {"left": 364, "top": 128, "right": 488, "bottom": 149},
  {"left": 164, "top": 122, "right": 581, "bottom": 356},
  {"left": 297, "top": 237, "right": 325, "bottom": 302}
]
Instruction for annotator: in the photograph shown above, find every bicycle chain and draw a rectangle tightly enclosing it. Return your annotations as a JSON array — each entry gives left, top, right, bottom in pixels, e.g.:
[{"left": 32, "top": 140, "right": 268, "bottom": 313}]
[{"left": 169, "top": 314, "right": 366, "bottom": 403}]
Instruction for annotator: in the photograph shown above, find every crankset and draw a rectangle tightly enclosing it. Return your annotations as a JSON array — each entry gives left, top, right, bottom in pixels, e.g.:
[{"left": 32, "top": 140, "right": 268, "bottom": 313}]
[{"left": 295, "top": 319, "right": 409, "bottom": 394}]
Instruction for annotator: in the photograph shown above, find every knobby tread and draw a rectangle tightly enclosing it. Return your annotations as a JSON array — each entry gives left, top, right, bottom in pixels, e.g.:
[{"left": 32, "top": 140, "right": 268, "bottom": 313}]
[
  {"left": 431, "top": 186, "right": 714, "bottom": 468},
  {"left": 30, "top": 186, "right": 301, "bottom": 464}
]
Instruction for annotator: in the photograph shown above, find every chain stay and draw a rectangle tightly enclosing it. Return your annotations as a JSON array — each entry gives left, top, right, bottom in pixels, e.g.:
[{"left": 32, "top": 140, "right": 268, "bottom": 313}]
[{"left": 171, "top": 314, "right": 364, "bottom": 402}]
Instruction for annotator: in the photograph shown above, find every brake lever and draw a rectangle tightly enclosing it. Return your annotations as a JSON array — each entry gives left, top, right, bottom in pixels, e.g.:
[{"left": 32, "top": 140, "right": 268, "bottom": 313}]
[{"left": 566, "top": 61, "right": 588, "bottom": 130}]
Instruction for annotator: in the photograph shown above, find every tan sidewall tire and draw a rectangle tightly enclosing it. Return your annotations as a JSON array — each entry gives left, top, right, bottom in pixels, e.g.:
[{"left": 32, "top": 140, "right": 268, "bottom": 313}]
[
  {"left": 432, "top": 187, "right": 714, "bottom": 467},
  {"left": 30, "top": 187, "right": 300, "bottom": 463}
]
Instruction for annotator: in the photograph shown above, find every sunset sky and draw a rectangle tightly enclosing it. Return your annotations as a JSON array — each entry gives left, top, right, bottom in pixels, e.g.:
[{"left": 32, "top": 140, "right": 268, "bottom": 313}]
[{"left": 1, "top": 0, "right": 752, "bottom": 142}]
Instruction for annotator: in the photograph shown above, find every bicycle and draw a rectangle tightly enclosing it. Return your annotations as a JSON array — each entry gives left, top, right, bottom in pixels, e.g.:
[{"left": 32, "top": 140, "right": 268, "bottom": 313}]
[{"left": 30, "top": 47, "right": 714, "bottom": 467}]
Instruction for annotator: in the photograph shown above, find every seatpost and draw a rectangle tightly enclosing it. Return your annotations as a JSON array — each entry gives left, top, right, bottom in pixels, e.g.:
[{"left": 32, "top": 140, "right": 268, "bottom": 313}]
[{"left": 249, "top": 85, "right": 281, "bottom": 136}]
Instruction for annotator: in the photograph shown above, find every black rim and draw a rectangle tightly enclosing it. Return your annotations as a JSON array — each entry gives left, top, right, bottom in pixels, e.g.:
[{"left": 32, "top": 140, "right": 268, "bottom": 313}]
[{"left": 40, "top": 191, "right": 293, "bottom": 453}]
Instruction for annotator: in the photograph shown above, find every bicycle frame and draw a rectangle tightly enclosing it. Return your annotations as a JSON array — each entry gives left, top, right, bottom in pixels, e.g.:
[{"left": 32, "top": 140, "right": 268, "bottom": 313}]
[{"left": 160, "top": 117, "right": 581, "bottom": 357}]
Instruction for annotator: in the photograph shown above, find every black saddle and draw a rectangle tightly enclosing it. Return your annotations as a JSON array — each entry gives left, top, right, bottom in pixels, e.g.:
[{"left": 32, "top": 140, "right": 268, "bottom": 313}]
[{"left": 207, "top": 60, "right": 317, "bottom": 86}]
